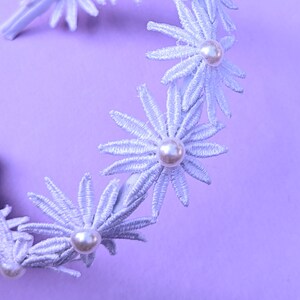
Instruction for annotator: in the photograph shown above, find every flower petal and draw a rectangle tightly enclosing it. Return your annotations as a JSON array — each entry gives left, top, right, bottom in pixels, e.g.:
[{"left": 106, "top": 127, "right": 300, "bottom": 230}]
[
  {"left": 176, "top": 100, "right": 202, "bottom": 140},
  {"left": 182, "top": 61, "right": 206, "bottom": 111},
  {"left": 138, "top": 85, "right": 167, "bottom": 138},
  {"left": 221, "top": 0, "right": 238, "bottom": 9},
  {"left": 49, "top": 0, "right": 64, "bottom": 28},
  {"left": 221, "top": 59, "right": 246, "bottom": 78},
  {"left": 99, "top": 139, "right": 156, "bottom": 156},
  {"left": 22, "top": 254, "right": 58, "bottom": 268},
  {"left": 19, "top": 222, "right": 72, "bottom": 237},
  {"left": 110, "top": 111, "right": 158, "bottom": 141},
  {"left": 147, "top": 45, "right": 200, "bottom": 60},
  {"left": 80, "top": 252, "right": 95, "bottom": 268},
  {"left": 101, "top": 239, "right": 117, "bottom": 255},
  {"left": 167, "top": 84, "right": 182, "bottom": 138},
  {"left": 77, "top": 0, "right": 99, "bottom": 17},
  {"left": 182, "top": 156, "right": 211, "bottom": 184},
  {"left": 147, "top": 21, "right": 198, "bottom": 46},
  {"left": 100, "top": 196, "right": 146, "bottom": 231},
  {"left": 105, "top": 231, "right": 146, "bottom": 241},
  {"left": 50, "top": 266, "right": 81, "bottom": 278},
  {"left": 28, "top": 237, "right": 71, "bottom": 256},
  {"left": 186, "top": 142, "right": 228, "bottom": 158},
  {"left": 171, "top": 167, "right": 189, "bottom": 206},
  {"left": 13, "top": 239, "right": 31, "bottom": 264},
  {"left": 192, "top": 0, "right": 213, "bottom": 39},
  {"left": 221, "top": 70, "right": 244, "bottom": 93},
  {"left": 78, "top": 173, "right": 95, "bottom": 226},
  {"left": 125, "top": 163, "right": 163, "bottom": 204},
  {"left": 28, "top": 193, "right": 75, "bottom": 228},
  {"left": 204, "top": 0, "right": 217, "bottom": 22},
  {"left": 152, "top": 169, "right": 170, "bottom": 218},
  {"left": 205, "top": 69, "right": 218, "bottom": 124},
  {"left": 175, "top": 0, "right": 202, "bottom": 38},
  {"left": 101, "top": 156, "right": 157, "bottom": 176},
  {"left": 220, "top": 35, "right": 236, "bottom": 51},
  {"left": 7, "top": 216, "right": 29, "bottom": 229},
  {"left": 184, "top": 122, "right": 225, "bottom": 143},
  {"left": 219, "top": 6, "right": 236, "bottom": 32},
  {"left": 44, "top": 177, "right": 82, "bottom": 227},
  {"left": 0, "top": 206, "right": 12, "bottom": 218},
  {"left": 162, "top": 55, "right": 201, "bottom": 84},
  {"left": 105, "top": 217, "right": 153, "bottom": 235},
  {"left": 66, "top": 0, "right": 78, "bottom": 31},
  {"left": 215, "top": 87, "right": 232, "bottom": 117},
  {"left": 93, "top": 179, "right": 120, "bottom": 230}
]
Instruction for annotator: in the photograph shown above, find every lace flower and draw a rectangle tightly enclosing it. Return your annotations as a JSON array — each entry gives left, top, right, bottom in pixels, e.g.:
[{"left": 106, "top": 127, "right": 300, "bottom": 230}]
[
  {"left": 1, "top": 0, "right": 140, "bottom": 40},
  {"left": 0, "top": 206, "right": 30, "bottom": 278},
  {"left": 147, "top": 0, "right": 245, "bottom": 123},
  {"left": 99, "top": 84, "right": 227, "bottom": 218},
  {"left": 1, "top": 0, "right": 97, "bottom": 40},
  {"left": 19, "top": 174, "right": 153, "bottom": 268},
  {"left": 0, "top": 206, "right": 79, "bottom": 278}
]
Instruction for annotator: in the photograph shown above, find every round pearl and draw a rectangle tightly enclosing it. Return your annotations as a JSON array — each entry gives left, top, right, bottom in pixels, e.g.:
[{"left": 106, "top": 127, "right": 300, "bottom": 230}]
[
  {"left": 200, "top": 40, "right": 223, "bottom": 67},
  {"left": 71, "top": 229, "right": 101, "bottom": 255},
  {"left": 0, "top": 263, "right": 25, "bottom": 279},
  {"left": 157, "top": 138, "right": 185, "bottom": 167}
]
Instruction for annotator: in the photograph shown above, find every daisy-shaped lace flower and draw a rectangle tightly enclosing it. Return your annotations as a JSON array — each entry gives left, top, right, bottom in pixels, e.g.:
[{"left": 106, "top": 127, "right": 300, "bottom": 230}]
[
  {"left": 19, "top": 174, "right": 153, "bottom": 268},
  {"left": 1, "top": 0, "right": 99, "bottom": 40},
  {"left": 200, "top": 0, "right": 238, "bottom": 32},
  {"left": 0, "top": 206, "right": 79, "bottom": 278},
  {"left": 99, "top": 84, "right": 227, "bottom": 218},
  {"left": 0, "top": 206, "right": 30, "bottom": 278},
  {"left": 1, "top": 0, "right": 141, "bottom": 40},
  {"left": 147, "top": 0, "right": 245, "bottom": 123}
]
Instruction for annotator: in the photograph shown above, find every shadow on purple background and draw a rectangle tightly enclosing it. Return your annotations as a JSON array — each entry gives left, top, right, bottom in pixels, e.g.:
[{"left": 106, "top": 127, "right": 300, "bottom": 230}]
[{"left": 0, "top": 1, "right": 299, "bottom": 299}]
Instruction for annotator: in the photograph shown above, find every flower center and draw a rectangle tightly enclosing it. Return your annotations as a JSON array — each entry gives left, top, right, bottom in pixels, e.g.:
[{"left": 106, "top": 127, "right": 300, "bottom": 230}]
[
  {"left": 0, "top": 262, "right": 25, "bottom": 279},
  {"left": 157, "top": 138, "right": 185, "bottom": 167},
  {"left": 200, "top": 40, "right": 223, "bottom": 67},
  {"left": 71, "top": 229, "right": 101, "bottom": 255}
]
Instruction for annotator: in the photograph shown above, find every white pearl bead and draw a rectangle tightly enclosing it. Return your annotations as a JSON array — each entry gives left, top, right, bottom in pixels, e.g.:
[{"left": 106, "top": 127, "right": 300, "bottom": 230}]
[
  {"left": 157, "top": 138, "right": 185, "bottom": 167},
  {"left": 200, "top": 40, "right": 223, "bottom": 67},
  {"left": 71, "top": 229, "right": 101, "bottom": 255},
  {"left": 0, "top": 263, "right": 25, "bottom": 279}
]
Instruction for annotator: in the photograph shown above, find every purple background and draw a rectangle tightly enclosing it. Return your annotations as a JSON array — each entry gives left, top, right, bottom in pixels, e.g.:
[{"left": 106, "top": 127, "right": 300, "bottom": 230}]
[{"left": 0, "top": 1, "right": 299, "bottom": 299}]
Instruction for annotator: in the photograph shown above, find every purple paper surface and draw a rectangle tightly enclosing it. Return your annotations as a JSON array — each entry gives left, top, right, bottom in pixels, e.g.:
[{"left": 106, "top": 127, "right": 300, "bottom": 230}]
[{"left": 0, "top": 1, "right": 299, "bottom": 299}]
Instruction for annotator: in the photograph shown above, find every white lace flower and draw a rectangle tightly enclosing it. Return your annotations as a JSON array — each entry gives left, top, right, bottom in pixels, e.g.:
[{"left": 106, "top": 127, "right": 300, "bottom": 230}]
[
  {"left": 1, "top": 0, "right": 141, "bottom": 39},
  {"left": 99, "top": 84, "right": 227, "bottom": 218},
  {"left": 0, "top": 206, "right": 79, "bottom": 278},
  {"left": 0, "top": 206, "right": 30, "bottom": 278},
  {"left": 147, "top": 0, "right": 245, "bottom": 123},
  {"left": 19, "top": 174, "right": 153, "bottom": 268}
]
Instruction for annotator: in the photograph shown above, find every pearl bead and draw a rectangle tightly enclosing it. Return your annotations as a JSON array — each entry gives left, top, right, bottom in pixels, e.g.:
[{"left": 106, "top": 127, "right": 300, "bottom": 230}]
[
  {"left": 200, "top": 40, "right": 223, "bottom": 67},
  {"left": 157, "top": 138, "right": 185, "bottom": 167},
  {"left": 71, "top": 229, "right": 101, "bottom": 255},
  {"left": 0, "top": 263, "right": 25, "bottom": 279}
]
